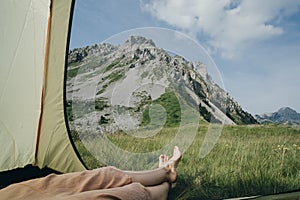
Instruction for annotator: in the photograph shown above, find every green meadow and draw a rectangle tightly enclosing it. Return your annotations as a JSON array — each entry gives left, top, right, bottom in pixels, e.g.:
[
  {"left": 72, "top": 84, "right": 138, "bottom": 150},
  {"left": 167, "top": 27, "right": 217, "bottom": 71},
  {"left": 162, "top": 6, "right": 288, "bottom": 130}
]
[{"left": 72, "top": 123, "right": 300, "bottom": 199}]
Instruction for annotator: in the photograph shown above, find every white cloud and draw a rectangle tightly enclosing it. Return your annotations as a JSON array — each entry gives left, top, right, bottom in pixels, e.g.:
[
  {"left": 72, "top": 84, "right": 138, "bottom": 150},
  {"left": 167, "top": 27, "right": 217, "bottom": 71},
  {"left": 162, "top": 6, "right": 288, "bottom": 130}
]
[{"left": 142, "top": 0, "right": 300, "bottom": 59}]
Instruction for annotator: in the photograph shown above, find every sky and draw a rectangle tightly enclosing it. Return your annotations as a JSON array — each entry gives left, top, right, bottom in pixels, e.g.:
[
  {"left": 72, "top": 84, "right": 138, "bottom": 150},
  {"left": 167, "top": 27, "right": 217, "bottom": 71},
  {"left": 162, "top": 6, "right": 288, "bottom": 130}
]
[{"left": 70, "top": 0, "right": 300, "bottom": 115}]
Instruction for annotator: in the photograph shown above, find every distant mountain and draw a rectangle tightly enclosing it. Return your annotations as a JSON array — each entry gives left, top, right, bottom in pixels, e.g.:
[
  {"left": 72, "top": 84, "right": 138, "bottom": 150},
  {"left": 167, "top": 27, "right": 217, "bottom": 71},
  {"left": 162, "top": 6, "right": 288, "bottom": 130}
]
[
  {"left": 66, "top": 36, "right": 257, "bottom": 133},
  {"left": 255, "top": 107, "right": 300, "bottom": 125}
]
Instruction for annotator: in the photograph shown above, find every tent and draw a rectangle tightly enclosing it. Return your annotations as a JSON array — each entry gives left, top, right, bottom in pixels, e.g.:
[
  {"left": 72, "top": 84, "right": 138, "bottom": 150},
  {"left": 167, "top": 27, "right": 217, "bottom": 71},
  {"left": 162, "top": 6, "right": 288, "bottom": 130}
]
[
  {"left": 0, "top": 0, "right": 299, "bottom": 199},
  {"left": 0, "top": 0, "right": 85, "bottom": 174}
]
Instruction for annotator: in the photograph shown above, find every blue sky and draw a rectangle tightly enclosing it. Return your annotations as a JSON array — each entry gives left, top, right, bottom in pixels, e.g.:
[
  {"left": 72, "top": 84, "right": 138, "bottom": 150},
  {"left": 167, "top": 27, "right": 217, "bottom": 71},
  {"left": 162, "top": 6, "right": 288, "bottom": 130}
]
[{"left": 70, "top": 0, "right": 300, "bottom": 115}]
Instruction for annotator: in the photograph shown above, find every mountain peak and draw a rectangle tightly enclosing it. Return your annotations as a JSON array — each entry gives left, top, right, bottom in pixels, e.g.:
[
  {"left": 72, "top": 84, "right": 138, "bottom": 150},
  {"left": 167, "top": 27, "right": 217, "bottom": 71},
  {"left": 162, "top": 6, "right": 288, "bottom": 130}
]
[
  {"left": 67, "top": 36, "right": 258, "bottom": 129},
  {"left": 255, "top": 107, "right": 300, "bottom": 125},
  {"left": 124, "top": 36, "right": 156, "bottom": 48},
  {"left": 278, "top": 107, "right": 297, "bottom": 114}
]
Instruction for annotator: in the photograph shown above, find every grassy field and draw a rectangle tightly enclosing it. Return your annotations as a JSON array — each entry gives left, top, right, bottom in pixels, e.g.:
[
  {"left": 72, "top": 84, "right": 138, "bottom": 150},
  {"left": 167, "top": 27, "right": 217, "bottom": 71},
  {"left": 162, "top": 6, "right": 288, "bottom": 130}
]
[{"left": 72, "top": 123, "right": 300, "bottom": 199}]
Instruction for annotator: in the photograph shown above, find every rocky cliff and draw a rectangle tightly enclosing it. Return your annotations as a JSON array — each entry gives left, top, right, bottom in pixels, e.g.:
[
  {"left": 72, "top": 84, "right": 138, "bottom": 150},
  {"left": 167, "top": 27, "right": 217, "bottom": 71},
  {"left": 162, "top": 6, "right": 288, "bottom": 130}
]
[{"left": 66, "top": 36, "right": 257, "bottom": 133}]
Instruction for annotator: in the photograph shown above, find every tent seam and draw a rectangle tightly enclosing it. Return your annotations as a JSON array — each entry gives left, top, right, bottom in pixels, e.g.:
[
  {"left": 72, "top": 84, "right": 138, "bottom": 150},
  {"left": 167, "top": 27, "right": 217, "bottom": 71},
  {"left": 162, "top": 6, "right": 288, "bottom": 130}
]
[{"left": 34, "top": 0, "right": 52, "bottom": 166}]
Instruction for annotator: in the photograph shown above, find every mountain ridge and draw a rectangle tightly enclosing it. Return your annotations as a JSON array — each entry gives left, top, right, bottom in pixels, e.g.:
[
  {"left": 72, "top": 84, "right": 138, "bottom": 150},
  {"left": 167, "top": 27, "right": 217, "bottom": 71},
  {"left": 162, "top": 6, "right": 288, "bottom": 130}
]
[
  {"left": 67, "top": 36, "right": 257, "bottom": 134},
  {"left": 255, "top": 107, "right": 300, "bottom": 125}
]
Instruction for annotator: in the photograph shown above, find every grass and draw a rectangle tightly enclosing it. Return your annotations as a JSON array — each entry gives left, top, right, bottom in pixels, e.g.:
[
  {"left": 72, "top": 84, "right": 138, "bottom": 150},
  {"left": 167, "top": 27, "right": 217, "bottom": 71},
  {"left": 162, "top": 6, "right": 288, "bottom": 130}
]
[
  {"left": 104, "top": 57, "right": 123, "bottom": 72},
  {"left": 170, "top": 124, "right": 300, "bottom": 199},
  {"left": 67, "top": 56, "right": 109, "bottom": 81},
  {"left": 67, "top": 66, "right": 80, "bottom": 79},
  {"left": 141, "top": 89, "right": 181, "bottom": 127},
  {"left": 71, "top": 123, "right": 300, "bottom": 199},
  {"left": 107, "top": 70, "right": 125, "bottom": 84}
]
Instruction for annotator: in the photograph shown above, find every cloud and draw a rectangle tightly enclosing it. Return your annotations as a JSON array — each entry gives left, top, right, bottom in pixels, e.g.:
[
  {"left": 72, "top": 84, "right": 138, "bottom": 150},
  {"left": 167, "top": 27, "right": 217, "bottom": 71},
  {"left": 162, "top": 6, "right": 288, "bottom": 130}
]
[{"left": 141, "top": 0, "right": 300, "bottom": 59}]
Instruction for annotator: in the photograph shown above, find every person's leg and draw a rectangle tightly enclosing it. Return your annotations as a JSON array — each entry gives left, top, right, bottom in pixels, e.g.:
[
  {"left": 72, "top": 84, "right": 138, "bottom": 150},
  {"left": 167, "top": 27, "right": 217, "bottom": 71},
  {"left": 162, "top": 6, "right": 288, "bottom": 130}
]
[
  {"left": 63, "top": 182, "right": 170, "bottom": 200},
  {"left": 0, "top": 166, "right": 132, "bottom": 197},
  {"left": 123, "top": 167, "right": 168, "bottom": 186},
  {"left": 123, "top": 146, "right": 182, "bottom": 186},
  {"left": 146, "top": 182, "right": 170, "bottom": 200}
]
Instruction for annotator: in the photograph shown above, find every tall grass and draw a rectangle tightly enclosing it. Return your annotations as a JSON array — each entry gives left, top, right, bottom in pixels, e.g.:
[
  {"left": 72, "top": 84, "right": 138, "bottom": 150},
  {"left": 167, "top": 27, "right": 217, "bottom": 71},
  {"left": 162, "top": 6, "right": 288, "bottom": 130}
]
[
  {"left": 170, "top": 124, "right": 300, "bottom": 199},
  {"left": 72, "top": 124, "right": 300, "bottom": 199}
]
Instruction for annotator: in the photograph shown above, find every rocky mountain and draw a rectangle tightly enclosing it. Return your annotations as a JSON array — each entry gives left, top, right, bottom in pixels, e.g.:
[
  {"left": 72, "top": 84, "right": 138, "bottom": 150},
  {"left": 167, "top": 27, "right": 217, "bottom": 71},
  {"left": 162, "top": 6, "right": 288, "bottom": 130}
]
[
  {"left": 255, "top": 107, "right": 300, "bottom": 125},
  {"left": 66, "top": 36, "right": 257, "bottom": 134}
]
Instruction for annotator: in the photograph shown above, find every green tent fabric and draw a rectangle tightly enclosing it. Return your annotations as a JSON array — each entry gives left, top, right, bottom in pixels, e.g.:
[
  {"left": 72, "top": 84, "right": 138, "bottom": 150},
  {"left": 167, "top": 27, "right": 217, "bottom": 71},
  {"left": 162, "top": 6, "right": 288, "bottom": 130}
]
[
  {"left": 0, "top": 0, "right": 50, "bottom": 171},
  {"left": 0, "top": 0, "right": 85, "bottom": 173},
  {"left": 35, "top": 0, "right": 85, "bottom": 173}
]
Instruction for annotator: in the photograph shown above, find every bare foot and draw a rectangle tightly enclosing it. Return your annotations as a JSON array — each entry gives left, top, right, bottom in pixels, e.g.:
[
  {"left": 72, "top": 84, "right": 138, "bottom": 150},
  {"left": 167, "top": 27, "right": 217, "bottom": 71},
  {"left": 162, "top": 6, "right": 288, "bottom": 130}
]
[
  {"left": 159, "top": 154, "right": 169, "bottom": 168},
  {"left": 160, "top": 146, "right": 182, "bottom": 183},
  {"left": 167, "top": 146, "right": 182, "bottom": 169}
]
